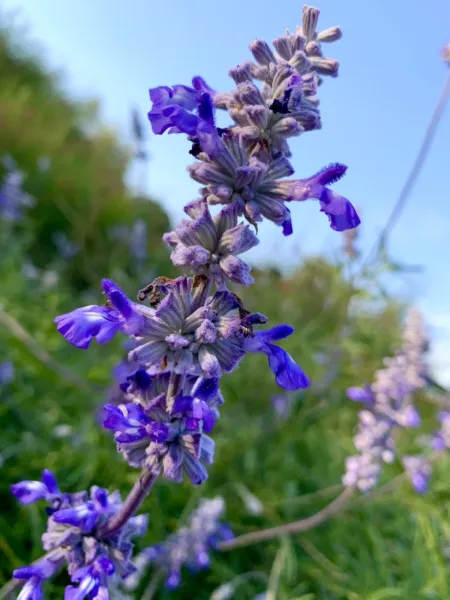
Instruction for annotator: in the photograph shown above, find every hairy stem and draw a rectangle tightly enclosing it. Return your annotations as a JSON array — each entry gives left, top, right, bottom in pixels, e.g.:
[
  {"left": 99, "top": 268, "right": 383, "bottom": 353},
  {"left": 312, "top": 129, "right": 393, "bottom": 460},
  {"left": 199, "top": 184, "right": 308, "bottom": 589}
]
[
  {"left": 219, "top": 487, "right": 354, "bottom": 551},
  {"left": 97, "top": 469, "right": 158, "bottom": 539}
]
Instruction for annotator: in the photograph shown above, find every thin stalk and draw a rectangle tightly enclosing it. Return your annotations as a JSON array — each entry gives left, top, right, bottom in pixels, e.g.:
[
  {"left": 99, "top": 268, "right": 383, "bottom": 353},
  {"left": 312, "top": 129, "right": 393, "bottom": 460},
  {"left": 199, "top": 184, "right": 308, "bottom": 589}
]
[{"left": 219, "top": 487, "right": 354, "bottom": 551}]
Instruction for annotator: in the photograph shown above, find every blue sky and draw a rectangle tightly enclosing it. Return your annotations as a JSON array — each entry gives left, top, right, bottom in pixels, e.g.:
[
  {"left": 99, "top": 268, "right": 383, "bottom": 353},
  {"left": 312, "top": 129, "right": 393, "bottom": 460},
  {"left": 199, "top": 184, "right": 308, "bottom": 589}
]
[{"left": 3, "top": 0, "right": 450, "bottom": 380}]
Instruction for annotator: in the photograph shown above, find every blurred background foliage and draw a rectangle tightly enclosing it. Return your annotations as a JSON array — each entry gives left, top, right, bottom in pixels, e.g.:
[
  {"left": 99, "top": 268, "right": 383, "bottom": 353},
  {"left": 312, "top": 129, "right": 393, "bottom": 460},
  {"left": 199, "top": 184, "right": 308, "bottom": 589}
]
[{"left": 1, "top": 18, "right": 450, "bottom": 600}]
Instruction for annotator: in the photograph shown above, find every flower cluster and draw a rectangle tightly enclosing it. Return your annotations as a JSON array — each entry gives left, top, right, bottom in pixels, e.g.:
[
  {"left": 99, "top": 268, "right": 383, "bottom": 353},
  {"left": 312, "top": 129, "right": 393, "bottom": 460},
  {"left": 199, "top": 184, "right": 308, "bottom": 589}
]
[
  {"left": 148, "top": 5, "right": 359, "bottom": 237},
  {"left": 9, "top": 5, "right": 362, "bottom": 598},
  {"left": 343, "top": 308, "right": 430, "bottom": 492},
  {"left": 124, "top": 497, "right": 232, "bottom": 591},
  {"left": 11, "top": 470, "right": 148, "bottom": 599}
]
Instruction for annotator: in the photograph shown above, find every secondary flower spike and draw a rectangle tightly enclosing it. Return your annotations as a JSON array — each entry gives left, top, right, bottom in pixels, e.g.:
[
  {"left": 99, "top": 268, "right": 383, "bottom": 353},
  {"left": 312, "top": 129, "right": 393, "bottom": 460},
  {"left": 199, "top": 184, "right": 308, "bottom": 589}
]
[{"left": 11, "top": 470, "right": 149, "bottom": 599}]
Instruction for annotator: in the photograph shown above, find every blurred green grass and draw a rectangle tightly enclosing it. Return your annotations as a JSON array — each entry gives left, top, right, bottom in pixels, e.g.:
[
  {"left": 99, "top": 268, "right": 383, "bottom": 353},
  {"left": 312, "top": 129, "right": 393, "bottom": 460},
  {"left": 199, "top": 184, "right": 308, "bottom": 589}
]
[{"left": 2, "top": 17, "right": 450, "bottom": 600}]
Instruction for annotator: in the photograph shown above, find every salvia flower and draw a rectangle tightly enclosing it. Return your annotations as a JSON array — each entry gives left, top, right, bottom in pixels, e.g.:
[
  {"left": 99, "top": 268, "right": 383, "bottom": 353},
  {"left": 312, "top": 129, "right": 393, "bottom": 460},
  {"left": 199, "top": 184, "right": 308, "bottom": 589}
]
[
  {"left": 54, "top": 280, "right": 146, "bottom": 349},
  {"left": 343, "top": 308, "right": 429, "bottom": 491},
  {"left": 11, "top": 470, "right": 148, "bottom": 598},
  {"left": 126, "top": 497, "right": 233, "bottom": 590}
]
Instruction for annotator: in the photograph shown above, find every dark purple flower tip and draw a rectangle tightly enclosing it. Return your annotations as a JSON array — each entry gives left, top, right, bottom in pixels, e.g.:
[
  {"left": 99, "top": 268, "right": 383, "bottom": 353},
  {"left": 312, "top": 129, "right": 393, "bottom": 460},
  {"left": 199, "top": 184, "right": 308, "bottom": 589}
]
[
  {"left": 192, "top": 377, "right": 219, "bottom": 401},
  {"left": 133, "top": 369, "right": 152, "bottom": 390},
  {"left": 149, "top": 422, "right": 169, "bottom": 443},
  {"left": 91, "top": 486, "right": 108, "bottom": 509},
  {"left": 197, "top": 93, "right": 215, "bottom": 125},
  {"left": 54, "top": 306, "right": 121, "bottom": 349},
  {"left": 313, "top": 163, "right": 347, "bottom": 186},
  {"left": 282, "top": 218, "right": 293, "bottom": 236},
  {"left": 41, "top": 470, "right": 59, "bottom": 495},
  {"left": 173, "top": 394, "right": 194, "bottom": 414}
]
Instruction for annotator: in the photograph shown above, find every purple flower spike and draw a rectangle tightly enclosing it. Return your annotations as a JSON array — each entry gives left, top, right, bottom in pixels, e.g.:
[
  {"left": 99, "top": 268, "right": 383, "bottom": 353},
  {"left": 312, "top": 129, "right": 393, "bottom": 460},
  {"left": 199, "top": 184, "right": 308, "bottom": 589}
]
[
  {"left": 244, "top": 325, "right": 310, "bottom": 390},
  {"left": 287, "top": 164, "right": 360, "bottom": 232}
]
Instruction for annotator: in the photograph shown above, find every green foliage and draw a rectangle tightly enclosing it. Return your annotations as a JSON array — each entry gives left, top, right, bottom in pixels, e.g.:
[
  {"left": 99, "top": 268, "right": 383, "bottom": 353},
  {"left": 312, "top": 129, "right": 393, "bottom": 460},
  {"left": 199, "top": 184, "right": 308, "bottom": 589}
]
[{"left": 0, "top": 21, "right": 174, "bottom": 289}]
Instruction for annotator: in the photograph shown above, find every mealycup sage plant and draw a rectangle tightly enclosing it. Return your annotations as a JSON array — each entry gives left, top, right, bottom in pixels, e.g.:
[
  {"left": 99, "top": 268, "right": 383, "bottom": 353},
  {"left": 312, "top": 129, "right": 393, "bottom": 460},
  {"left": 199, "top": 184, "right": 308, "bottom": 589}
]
[{"left": 8, "top": 5, "right": 365, "bottom": 598}]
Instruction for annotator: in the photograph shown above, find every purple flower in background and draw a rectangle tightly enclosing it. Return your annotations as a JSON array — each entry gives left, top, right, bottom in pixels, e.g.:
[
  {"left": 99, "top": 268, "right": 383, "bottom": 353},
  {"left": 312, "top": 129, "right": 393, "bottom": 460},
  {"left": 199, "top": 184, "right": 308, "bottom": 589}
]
[
  {"left": 52, "top": 232, "right": 79, "bottom": 260},
  {"left": 342, "top": 454, "right": 381, "bottom": 493},
  {"left": 163, "top": 199, "right": 259, "bottom": 287},
  {"left": 54, "top": 279, "right": 145, "bottom": 349},
  {"left": 271, "top": 393, "right": 293, "bottom": 420},
  {"left": 343, "top": 308, "right": 429, "bottom": 491},
  {"left": 402, "top": 456, "right": 431, "bottom": 494},
  {"left": 431, "top": 411, "right": 450, "bottom": 451},
  {"left": 0, "top": 162, "right": 35, "bottom": 223},
  {"left": 0, "top": 361, "right": 14, "bottom": 385},
  {"left": 125, "top": 498, "right": 233, "bottom": 591},
  {"left": 346, "top": 385, "right": 374, "bottom": 406}
]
